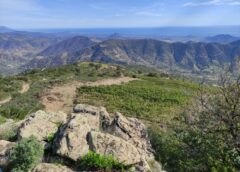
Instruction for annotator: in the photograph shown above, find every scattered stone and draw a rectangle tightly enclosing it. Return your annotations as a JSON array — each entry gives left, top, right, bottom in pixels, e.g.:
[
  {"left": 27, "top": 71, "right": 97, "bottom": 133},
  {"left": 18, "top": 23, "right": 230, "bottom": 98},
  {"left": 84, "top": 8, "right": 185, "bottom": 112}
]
[
  {"left": 73, "top": 104, "right": 101, "bottom": 114},
  {"left": 31, "top": 163, "right": 73, "bottom": 172}
]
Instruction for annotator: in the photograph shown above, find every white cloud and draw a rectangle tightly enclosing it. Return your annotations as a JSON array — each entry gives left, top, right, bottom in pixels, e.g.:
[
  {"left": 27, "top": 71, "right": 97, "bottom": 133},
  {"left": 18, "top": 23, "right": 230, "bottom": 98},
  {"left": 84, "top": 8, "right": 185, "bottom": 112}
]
[
  {"left": 0, "top": 0, "right": 42, "bottom": 12},
  {"left": 89, "top": 1, "right": 165, "bottom": 17},
  {"left": 229, "top": 1, "right": 240, "bottom": 5},
  {"left": 89, "top": 4, "right": 110, "bottom": 10},
  {"left": 134, "top": 11, "right": 162, "bottom": 17},
  {"left": 183, "top": 0, "right": 240, "bottom": 7}
]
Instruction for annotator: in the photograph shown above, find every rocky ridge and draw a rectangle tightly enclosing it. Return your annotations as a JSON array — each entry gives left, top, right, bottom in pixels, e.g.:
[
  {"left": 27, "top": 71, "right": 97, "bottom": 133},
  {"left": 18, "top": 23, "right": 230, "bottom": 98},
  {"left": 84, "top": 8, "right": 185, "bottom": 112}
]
[
  {"left": 25, "top": 38, "right": 240, "bottom": 73},
  {"left": 0, "top": 104, "right": 164, "bottom": 172}
]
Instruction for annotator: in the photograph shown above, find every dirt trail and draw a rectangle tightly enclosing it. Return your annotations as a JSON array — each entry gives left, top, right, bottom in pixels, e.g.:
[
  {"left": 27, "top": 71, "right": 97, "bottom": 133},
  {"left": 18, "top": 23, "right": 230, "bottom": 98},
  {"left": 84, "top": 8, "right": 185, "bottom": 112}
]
[
  {"left": 41, "top": 77, "right": 137, "bottom": 113},
  {"left": 0, "top": 97, "right": 12, "bottom": 107},
  {"left": 19, "top": 82, "right": 30, "bottom": 94}
]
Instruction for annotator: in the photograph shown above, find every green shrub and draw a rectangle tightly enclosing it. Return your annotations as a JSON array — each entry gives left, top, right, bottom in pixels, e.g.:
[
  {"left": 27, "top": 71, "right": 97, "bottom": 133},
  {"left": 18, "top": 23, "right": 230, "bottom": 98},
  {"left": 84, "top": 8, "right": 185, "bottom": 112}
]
[
  {"left": 9, "top": 136, "right": 44, "bottom": 171},
  {"left": 0, "top": 125, "right": 17, "bottom": 141},
  {"left": 0, "top": 115, "right": 6, "bottom": 124},
  {"left": 75, "top": 77, "right": 198, "bottom": 122},
  {"left": 46, "top": 133, "right": 55, "bottom": 143},
  {"left": 147, "top": 72, "right": 158, "bottom": 77},
  {"left": 77, "top": 151, "right": 127, "bottom": 171}
]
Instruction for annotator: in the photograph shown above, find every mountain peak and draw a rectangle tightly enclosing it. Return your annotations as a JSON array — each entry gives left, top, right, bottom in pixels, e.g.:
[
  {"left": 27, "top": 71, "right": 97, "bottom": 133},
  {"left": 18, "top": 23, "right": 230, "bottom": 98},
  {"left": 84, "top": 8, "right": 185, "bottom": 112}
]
[
  {"left": 206, "top": 34, "right": 239, "bottom": 43},
  {"left": 0, "top": 26, "right": 14, "bottom": 33}
]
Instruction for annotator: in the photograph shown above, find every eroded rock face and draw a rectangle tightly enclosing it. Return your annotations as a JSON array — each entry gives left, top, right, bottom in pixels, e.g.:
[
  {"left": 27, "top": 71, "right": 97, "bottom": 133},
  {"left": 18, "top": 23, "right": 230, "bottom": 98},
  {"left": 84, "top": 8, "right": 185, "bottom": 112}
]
[
  {"left": 31, "top": 163, "right": 73, "bottom": 172},
  {"left": 54, "top": 105, "right": 111, "bottom": 161},
  {"left": 106, "top": 112, "right": 155, "bottom": 161},
  {"left": 7, "top": 104, "right": 163, "bottom": 172},
  {"left": 87, "top": 131, "right": 141, "bottom": 165},
  {"left": 0, "top": 140, "right": 15, "bottom": 167},
  {"left": 54, "top": 113, "right": 94, "bottom": 161},
  {"left": 18, "top": 110, "right": 68, "bottom": 142},
  {"left": 53, "top": 104, "right": 162, "bottom": 171}
]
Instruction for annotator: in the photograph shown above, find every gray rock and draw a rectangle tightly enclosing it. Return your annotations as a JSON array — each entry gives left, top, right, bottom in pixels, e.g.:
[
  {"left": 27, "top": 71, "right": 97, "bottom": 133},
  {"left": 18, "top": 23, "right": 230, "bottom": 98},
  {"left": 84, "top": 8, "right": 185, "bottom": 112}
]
[
  {"left": 0, "top": 140, "right": 15, "bottom": 167},
  {"left": 18, "top": 110, "right": 68, "bottom": 142},
  {"left": 106, "top": 112, "right": 155, "bottom": 161},
  {"left": 54, "top": 108, "right": 100, "bottom": 160},
  {"left": 14, "top": 104, "right": 164, "bottom": 172},
  {"left": 87, "top": 131, "right": 142, "bottom": 165},
  {"left": 31, "top": 163, "right": 74, "bottom": 172},
  {"left": 73, "top": 104, "right": 101, "bottom": 115}
]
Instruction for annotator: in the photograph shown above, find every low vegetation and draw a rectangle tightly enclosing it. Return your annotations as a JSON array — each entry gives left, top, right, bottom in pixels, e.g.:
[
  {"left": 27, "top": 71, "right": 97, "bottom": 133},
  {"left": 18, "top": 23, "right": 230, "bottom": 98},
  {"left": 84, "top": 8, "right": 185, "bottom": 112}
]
[
  {"left": 75, "top": 76, "right": 199, "bottom": 124},
  {"left": 1, "top": 62, "right": 238, "bottom": 171},
  {"left": 74, "top": 71, "right": 240, "bottom": 171},
  {"left": 0, "top": 62, "right": 132, "bottom": 120},
  {"left": 8, "top": 136, "right": 44, "bottom": 172},
  {"left": 0, "top": 115, "right": 6, "bottom": 124},
  {"left": 0, "top": 124, "right": 18, "bottom": 141},
  {"left": 149, "top": 75, "right": 240, "bottom": 172},
  {"left": 77, "top": 151, "right": 128, "bottom": 171}
]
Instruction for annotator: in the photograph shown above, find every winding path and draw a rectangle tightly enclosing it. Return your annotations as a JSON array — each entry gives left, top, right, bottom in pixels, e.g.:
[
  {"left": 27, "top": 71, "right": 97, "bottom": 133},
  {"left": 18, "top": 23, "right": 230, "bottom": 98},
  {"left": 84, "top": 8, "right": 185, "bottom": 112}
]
[{"left": 41, "top": 77, "right": 137, "bottom": 113}]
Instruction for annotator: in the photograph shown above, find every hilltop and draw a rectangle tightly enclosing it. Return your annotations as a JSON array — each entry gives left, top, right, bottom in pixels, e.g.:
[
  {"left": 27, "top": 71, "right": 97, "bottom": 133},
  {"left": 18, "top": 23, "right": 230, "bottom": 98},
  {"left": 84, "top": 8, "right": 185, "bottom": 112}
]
[
  {"left": 0, "top": 62, "right": 238, "bottom": 171},
  {"left": 0, "top": 62, "right": 199, "bottom": 171}
]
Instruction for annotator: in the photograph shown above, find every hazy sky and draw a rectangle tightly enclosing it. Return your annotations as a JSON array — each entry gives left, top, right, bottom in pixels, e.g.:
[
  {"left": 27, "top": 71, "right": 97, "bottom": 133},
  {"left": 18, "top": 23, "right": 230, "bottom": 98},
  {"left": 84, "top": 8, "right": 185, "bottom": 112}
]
[{"left": 0, "top": 0, "right": 240, "bottom": 28}]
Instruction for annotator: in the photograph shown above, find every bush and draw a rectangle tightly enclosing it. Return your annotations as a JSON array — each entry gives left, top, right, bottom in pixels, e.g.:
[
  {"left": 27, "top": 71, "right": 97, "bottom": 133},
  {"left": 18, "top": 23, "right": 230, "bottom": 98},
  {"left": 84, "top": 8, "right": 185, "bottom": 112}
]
[
  {"left": 77, "top": 151, "right": 127, "bottom": 171},
  {"left": 9, "top": 136, "right": 44, "bottom": 171},
  {"left": 0, "top": 125, "right": 17, "bottom": 141},
  {"left": 147, "top": 72, "right": 158, "bottom": 77}
]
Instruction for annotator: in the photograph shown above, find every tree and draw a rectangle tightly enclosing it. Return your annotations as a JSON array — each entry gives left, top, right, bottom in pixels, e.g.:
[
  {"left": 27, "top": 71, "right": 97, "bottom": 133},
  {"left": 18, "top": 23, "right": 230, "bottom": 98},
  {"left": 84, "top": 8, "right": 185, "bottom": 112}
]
[
  {"left": 181, "top": 73, "right": 240, "bottom": 171},
  {"left": 149, "top": 72, "right": 240, "bottom": 172}
]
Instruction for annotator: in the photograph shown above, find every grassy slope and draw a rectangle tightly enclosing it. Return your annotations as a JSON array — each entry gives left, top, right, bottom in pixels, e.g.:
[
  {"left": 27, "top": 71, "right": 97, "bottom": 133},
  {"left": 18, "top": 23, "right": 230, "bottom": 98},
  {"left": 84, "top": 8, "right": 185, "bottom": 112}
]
[
  {"left": 75, "top": 76, "right": 200, "bottom": 128},
  {"left": 0, "top": 61, "right": 201, "bottom": 126},
  {"left": 0, "top": 62, "right": 131, "bottom": 121},
  {"left": 0, "top": 62, "right": 211, "bottom": 171}
]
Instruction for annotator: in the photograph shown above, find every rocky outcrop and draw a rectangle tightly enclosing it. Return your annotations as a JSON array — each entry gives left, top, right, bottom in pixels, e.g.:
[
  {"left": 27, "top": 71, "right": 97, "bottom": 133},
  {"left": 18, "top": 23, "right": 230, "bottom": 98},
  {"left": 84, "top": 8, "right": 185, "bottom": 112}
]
[
  {"left": 54, "top": 105, "right": 109, "bottom": 161},
  {"left": 106, "top": 112, "right": 155, "bottom": 161},
  {"left": 54, "top": 104, "right": 162, "bottom": 171},
  {"left": 0, "top": 140, "right": 15, "bottom": 167},
  {"left": 18, "top": 110, "right": 68, "bottom": 143},
  {"left": 0, "top": 104, "right": 164, "bottom": 171},
  {"left": 31, "top": 163, "right": 73, "bottom": 172},
  {"left": 87, "top": 131, "right": 141, "bottom": 165}
]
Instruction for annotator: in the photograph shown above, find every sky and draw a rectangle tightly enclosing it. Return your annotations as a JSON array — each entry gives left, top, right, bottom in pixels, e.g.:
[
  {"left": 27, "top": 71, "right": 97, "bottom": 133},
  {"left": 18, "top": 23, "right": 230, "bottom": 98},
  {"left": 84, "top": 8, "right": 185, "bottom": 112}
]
[{"left": 0, "top": 0, "right": 240, "bottom": 29}]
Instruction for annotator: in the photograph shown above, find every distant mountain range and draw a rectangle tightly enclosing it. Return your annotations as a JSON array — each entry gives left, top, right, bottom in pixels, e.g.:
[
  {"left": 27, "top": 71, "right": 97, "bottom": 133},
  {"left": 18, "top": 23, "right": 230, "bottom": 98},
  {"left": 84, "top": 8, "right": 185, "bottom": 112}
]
[
  {"left": 0, "top": 27, "right": 239, "bottom": 77},
  {"left": 25, "top": 36, "right": 240, "bottom": 75},
  {"left": 38, "top": 36, "right": 97, "bottom": 57},
  {"left": 206, "top": 34, "right": 239, "bottom": 43},
  {"left": 0, "top": 26, "right": 14, "bottom": 33},
  {"left": 0, "top": 31, "right": 64, "bottom": 74}
]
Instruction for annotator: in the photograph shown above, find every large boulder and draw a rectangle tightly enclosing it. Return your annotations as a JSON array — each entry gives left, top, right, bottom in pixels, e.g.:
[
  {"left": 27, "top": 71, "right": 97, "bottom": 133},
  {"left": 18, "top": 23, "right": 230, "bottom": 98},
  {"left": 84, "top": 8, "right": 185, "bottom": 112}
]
[
  {"left": 106, "top": 112, "right": 155, "bottom": 161},
  {"left": 18, "top": 110, "right": 68, "bottom": 142},
  {"left": 87, "top": 131, "right": 141, "bottom": 165},
  {"left": 0, "top": 140, "right": 15, "bottom": 167},
  {"left": 31, "top": 163, "right": 73, "bottom": 172},
  {"left": 54, "top": 105, "right": 109, "bottom": 161}
]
